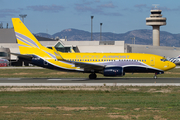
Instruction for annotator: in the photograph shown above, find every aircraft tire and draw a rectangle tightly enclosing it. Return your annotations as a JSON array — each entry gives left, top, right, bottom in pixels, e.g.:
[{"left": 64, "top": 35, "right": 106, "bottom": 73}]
[
  {"left": 153, "top": 75, "right": 157, "bottom": 79},
  {"left": 89, "top": 73, "right": 97, "bottom": 79}
]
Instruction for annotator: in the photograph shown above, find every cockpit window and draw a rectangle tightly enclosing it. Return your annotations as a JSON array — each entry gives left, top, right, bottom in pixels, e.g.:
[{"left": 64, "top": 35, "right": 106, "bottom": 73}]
[{"left": 160, "top": 58, "right": 168, "bottom": 62}]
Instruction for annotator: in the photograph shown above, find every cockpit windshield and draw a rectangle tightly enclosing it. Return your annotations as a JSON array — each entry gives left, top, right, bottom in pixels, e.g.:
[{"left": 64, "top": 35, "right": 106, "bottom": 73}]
[{"left": 160, "top": 58, "right": 168, "bottom": 62}]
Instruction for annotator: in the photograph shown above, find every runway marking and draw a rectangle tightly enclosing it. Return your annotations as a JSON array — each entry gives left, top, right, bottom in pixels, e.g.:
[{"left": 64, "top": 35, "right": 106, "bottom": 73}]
[
  {"left": 47, "top": 79, "right": 62, "bottom": 81},
  {"left": 7, "top": 78, "right": 21, "bottom": 80},
  {"left": 47, "top": 78, "right": 87, "bottom": 81}
]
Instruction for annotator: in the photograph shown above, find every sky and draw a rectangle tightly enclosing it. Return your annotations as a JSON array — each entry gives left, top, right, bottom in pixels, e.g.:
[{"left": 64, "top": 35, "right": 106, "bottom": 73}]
[{"left": 0, "top": 0, "right": 180, "bottom": 35}]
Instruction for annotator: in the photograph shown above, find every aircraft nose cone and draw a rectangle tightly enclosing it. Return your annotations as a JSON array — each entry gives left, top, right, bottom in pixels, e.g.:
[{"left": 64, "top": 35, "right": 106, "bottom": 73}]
[{"left": 170, "top": 62, "right": 176, "bottom": 69}]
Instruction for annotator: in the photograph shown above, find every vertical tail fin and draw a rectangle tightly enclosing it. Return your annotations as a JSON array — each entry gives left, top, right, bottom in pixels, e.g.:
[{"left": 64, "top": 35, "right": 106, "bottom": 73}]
[{"left": 12, "top": 18, "right": 42, "bottom": 54}]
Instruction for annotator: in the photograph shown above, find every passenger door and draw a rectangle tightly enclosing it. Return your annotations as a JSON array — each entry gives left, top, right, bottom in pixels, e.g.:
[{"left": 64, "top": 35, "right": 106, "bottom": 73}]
[{"left": 150, "top": 56, "right": 155, "bottom": 66}]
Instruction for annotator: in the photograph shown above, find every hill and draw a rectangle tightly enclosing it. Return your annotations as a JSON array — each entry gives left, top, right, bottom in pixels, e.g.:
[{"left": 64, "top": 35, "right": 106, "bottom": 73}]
[{"left": 35, "top": 29, "right": 180, "bottom": 47}]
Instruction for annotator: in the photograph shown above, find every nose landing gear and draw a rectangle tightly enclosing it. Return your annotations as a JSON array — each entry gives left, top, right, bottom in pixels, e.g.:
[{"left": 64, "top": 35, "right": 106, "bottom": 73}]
[
  {"left": 153, "top": 74, "right": 157, "bottom": 79},
  {"left": 153, "top": 72, "right": 164, "bottom": 79},
  {"left": 153, "top": 72, "right": 158, "bottom": 79}
]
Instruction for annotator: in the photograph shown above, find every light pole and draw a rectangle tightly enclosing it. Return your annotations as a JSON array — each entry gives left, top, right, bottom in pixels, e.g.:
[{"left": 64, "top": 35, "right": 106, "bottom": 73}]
[
  {"left": 19, "top": 14, "right": 27, "bottom": 23},
  {"left": 100, "top": 23, "right": 102, "bottom": 41},
  {"left": 91, "top": 16, "right": 94, "bottom": 41}
]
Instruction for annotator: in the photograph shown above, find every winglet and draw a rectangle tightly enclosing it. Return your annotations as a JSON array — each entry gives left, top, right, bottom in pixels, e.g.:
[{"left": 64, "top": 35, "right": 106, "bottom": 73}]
[
  {"left": 52, "top": 47, "right": 64, "bottom": 60},
  {"left": 71, "top": 48, "right": 75, "bottom": 53}
]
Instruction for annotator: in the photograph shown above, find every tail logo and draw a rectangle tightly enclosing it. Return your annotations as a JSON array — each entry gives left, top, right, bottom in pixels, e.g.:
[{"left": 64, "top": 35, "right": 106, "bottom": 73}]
[{"left": 15, "top": 32, "right": 39, "bottom": 48}]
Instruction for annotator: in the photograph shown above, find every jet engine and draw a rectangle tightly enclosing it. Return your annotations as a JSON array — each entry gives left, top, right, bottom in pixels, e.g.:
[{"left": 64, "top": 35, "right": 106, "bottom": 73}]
[{"left": 103, "top": 67, "right": 125, "bottom": 76}]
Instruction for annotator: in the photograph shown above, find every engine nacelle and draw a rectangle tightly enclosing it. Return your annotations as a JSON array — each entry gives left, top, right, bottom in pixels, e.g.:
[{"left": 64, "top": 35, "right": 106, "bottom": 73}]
[{"left": 103, "top": 67, "right": 125, "bottom": 76}]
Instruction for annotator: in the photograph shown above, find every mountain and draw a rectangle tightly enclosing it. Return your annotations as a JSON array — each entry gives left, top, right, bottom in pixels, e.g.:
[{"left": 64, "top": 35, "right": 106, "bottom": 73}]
[
  {"left": 35, "top": 29, "right": 180, "bottom": 47},
  {"left": 35, "top": 33, "right": 53, "bottom": 39},
  {"left": 53, "top": 29, "right": 91, "bottom": 41}
]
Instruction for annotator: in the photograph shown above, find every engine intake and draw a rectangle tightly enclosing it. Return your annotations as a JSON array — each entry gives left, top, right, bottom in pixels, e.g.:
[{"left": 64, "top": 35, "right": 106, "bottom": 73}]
[{"left": 103, "top": 67, "right": 125, "bottom": 76}]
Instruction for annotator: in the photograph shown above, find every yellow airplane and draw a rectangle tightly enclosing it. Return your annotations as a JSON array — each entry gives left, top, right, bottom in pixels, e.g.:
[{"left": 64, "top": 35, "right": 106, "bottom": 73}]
[{"left": 11, "top": 18, "right": 176, "bottom": 79}]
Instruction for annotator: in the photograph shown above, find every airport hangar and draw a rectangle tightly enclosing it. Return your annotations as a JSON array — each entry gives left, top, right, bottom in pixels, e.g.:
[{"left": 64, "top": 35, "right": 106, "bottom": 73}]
[{"left": 0, "top": 28, "right": 180, "bottom": 66}]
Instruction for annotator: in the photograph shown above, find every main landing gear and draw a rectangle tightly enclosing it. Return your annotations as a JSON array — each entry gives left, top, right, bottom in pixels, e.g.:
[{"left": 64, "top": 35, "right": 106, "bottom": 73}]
[{"left": 89, "top": 73, "right": 97, "bottom": 79}]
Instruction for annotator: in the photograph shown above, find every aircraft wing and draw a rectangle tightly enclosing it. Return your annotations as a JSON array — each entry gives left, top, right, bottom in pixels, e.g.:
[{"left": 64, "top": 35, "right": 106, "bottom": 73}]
[
  {"left": 72, "top": 61, "right": 104, "bottom": 71},
  {"left": 52, "top": 47, "right": 105, "bottom": 72},
  {"left": 11, "top": 53, "right": 33, "bottom": 60}
]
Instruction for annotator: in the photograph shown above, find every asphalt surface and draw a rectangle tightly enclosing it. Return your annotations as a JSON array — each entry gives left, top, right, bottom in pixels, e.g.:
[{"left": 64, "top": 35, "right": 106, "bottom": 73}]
[
  {"left": 0, "top": 67, "right": 179, "bottom": 86},
  {"left": 0, "top": 77, "right": 180, "bottom": 86}
]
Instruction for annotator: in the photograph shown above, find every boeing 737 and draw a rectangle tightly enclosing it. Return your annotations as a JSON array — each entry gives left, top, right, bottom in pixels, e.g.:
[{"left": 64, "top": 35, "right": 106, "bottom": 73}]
[{"left": 11, "top": 18, "right": 176, "bottom": 79}]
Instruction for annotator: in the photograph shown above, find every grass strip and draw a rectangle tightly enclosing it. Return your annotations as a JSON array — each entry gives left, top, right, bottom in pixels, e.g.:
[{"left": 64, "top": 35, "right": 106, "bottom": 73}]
[{"left": 0, "top": 86, "right": 180, "bottom": 119}]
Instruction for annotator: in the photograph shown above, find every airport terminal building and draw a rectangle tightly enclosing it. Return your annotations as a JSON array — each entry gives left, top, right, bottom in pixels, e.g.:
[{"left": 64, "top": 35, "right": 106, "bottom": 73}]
[{"left": 0, "top": 28, "right": 180, "bottom": 66}]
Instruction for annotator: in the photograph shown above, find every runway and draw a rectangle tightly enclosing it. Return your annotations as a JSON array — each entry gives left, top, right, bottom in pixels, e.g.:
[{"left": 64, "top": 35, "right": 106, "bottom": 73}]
[{"left": 0, "top": 77, "right": 180, "bottom": 86}]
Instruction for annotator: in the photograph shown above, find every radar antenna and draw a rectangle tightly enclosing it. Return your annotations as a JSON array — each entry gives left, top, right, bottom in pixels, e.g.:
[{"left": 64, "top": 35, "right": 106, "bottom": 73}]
[{"left": 152, "top": 4, "right": 159, "bottom": 10}]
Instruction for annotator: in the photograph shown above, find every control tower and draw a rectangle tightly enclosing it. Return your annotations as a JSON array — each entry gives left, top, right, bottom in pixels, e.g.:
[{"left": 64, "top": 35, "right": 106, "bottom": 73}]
[{"left": 146, "top": 6, "right": 166, "bottom": 46}]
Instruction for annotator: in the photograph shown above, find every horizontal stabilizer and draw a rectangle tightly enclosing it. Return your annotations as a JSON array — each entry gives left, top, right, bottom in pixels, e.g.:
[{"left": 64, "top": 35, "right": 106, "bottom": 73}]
[{"left": 11, "top": 53, "right": 33, "bottom": 60}]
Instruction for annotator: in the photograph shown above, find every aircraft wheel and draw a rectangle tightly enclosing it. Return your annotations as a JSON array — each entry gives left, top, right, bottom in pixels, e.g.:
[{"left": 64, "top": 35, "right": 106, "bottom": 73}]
[
  {"left": 153, "top": 75, "right": 157, "bottom": 79},
  {"left": 153, "top": 73, "right": 158, "bottom": 79},
  {"left": 89, "top": 73, "right": 97, "bottom": 79}
]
